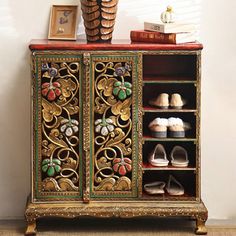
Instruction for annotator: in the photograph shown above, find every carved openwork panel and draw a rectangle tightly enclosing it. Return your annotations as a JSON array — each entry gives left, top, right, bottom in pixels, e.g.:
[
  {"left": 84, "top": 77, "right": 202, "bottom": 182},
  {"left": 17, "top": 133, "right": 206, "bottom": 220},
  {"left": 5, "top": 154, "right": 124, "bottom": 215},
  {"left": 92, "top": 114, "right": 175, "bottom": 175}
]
[
  {"left": 90, "top": 55, "right": 139, "bottom": 198},
  {"left": 33, "top": 53, "right": 83, "bottom": 201}
]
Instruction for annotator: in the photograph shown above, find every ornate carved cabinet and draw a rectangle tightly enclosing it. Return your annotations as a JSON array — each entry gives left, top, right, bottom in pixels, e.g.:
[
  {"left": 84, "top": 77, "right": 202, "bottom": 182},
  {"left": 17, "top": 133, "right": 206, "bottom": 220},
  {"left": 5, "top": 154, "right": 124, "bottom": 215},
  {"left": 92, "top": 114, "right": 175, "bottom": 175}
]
[{"left": 25, "top": 40, "right": 208, "bottom": 235}]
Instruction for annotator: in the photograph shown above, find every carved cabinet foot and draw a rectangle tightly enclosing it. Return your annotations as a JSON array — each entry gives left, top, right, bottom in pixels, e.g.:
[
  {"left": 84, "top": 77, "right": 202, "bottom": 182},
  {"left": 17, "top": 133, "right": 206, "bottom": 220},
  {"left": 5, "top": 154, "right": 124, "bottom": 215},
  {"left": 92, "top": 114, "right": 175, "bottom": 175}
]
[
  {"left": 25, "top": 221, "right": 37, "bottom": 235},
  {"left": 195, "top": 219, "right": 207, "bottom": 235}
]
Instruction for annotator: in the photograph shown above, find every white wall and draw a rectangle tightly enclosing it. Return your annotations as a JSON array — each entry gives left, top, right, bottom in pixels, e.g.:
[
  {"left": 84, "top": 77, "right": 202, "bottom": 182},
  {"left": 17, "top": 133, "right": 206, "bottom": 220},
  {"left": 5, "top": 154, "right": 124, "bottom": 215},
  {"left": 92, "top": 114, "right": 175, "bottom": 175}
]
[{"left": 0, "top": 0, "right": 236, "bottom": 221}]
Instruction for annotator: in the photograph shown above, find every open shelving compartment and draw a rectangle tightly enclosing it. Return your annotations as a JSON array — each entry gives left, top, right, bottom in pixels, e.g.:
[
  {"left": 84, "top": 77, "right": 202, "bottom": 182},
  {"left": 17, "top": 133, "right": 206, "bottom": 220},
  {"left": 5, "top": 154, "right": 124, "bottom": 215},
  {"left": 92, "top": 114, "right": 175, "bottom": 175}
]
[{"left": 141, "top": 53, "right": 199, "bottom": 202}]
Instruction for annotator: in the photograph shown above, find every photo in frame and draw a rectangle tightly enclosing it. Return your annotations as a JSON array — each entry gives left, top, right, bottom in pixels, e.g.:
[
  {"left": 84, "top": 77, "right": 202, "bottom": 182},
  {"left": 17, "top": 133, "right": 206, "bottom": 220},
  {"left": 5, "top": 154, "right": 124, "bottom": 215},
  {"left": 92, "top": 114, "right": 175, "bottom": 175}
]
[{"left": 48, "top": 5, "right": 78, "bottom": 40}]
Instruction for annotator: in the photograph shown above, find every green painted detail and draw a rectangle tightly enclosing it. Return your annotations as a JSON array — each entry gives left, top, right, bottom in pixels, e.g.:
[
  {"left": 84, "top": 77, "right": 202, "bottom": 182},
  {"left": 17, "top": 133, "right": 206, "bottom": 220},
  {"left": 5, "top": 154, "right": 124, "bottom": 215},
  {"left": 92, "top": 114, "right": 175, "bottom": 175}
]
[
  {"left": 134, "top": 56, "right": 139, "bottom": 197},
  {"left": 117, "top": 88, "right": 126, "bottom": 100},
  {"left": 126, "top": 88, "right": 132, "bottom": 96},
  {"left": 35, "top": 57, "right": 39, "bottom": 199},
  {"left": 114, "top": 81, "right": 121, "bottom": 86},
  {"left": 124, "top": 82, "right": 132, "bottom": 88},
  {"left": 112, "top": 87, "right": 119, "bottom": 96},
  {"left": 41, "top": 158, "right": 61, "bottom": 177},
  {"left": 112, "top": 81, "right": 132, "bottom": 100},
  {"left": 47, "top": 166, "right": 55, "bottom": 176},
  {"left": 78, "top": 60, "right": 83, "bottom": 197}
]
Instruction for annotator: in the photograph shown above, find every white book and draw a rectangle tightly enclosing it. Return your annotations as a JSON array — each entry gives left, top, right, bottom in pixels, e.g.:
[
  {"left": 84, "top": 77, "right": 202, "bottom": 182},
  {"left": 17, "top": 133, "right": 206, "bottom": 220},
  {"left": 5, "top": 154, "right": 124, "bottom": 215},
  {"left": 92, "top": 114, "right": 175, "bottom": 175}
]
[
  {"left": 173, "top": 32, "right": 196, "bottom": 44},
  {"left": 144, "top": 22, "right": 196, "bottom": 34}
]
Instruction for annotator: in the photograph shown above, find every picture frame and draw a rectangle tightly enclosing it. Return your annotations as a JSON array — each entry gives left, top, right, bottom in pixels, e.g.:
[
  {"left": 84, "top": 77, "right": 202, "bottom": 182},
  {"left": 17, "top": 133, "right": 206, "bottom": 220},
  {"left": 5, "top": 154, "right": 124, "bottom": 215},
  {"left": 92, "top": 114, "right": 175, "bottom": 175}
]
[{"left": 48, "top": 5, "right": 78, "bottom": 40}]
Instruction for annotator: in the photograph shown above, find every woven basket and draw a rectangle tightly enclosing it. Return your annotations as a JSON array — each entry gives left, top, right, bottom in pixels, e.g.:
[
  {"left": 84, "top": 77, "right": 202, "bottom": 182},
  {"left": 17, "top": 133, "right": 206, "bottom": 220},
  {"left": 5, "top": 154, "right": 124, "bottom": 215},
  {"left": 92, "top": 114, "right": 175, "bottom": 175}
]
[{"left": 81, "top": 0, "right": 119, "bottom": 42}]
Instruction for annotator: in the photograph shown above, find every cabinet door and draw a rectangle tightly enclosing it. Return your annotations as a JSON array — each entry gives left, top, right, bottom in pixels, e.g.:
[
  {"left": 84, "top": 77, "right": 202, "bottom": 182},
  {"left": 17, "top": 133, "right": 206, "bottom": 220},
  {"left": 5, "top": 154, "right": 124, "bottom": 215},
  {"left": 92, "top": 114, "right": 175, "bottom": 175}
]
[
  {"left": 88, "top": 54, "right": 141, "bottom": 199},
  {"left": 32, "top": 53, "right": 83, "bottom": 201}
]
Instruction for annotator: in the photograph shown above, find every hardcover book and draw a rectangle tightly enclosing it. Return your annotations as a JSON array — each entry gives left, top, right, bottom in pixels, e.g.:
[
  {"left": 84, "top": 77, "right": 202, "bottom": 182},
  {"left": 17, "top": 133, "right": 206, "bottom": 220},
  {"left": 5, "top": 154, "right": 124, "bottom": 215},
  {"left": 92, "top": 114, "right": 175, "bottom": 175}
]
[
  {"left": 144, "top": 22, "right": 196, "bottom": 34},
  {"left": 130, "top": 30, "right": 196, "bottom": 44}
]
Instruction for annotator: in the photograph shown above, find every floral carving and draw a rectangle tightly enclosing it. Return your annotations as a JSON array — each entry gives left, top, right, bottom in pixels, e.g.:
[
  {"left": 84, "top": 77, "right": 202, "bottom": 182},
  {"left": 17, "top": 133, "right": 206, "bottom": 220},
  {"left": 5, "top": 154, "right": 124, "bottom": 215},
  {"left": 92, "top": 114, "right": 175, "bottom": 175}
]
[
  {"left": 42, "top": 158, "right": 61, "bottom": 177},
  {"left": 112, "top": 81, "right": 132, "bottom": 100},
  {"left": 95, "top": 118, "right": 115, "bottom": 136},
  {"left": 114, "top": 62, "right": 132, "bottom": 77},
  {"left": 42, "top": 98, "right": 62, "bottom": 122},
  {"left": 42, "top": 62, "right": 49, "bottom": 72},
  {"left": 60, "top": 119, "right": 79, "bottom": 137},
  {"left": 113, "top": 157, "right": 132, "bottom": 176},
  {"left": 42, "top": 82, "right": 62, "bottom": 101},
  {"left": 111, "top": 98, "right": 132, "bottom": 121},
  {"left": 57, "top": 78, "right": 77, "bottom": 98},
  {"left": 93, "top": 60, "right": 134, "bottom": 194},
  {"left": 97, "top": 77, "right": 117, "bottom": 97},
  {"left": 40, "top": 61, "right": 80, "bottom": 193}
]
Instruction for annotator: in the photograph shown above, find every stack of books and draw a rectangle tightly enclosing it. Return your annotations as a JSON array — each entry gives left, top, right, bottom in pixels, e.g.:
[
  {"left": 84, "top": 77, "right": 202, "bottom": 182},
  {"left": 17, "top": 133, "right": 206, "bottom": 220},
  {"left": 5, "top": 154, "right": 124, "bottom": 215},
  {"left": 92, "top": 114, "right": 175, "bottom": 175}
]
[{"left": 130, "top": 21, "right": 196, "bottom": 44}]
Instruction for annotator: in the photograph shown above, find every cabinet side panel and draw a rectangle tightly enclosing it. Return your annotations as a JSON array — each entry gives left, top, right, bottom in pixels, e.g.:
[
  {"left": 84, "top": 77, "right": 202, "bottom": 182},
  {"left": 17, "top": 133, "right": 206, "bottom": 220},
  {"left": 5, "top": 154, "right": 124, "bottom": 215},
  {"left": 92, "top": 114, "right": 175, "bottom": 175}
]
[{"left": 32, "top": 52, "right": 83, "bottom": 201}]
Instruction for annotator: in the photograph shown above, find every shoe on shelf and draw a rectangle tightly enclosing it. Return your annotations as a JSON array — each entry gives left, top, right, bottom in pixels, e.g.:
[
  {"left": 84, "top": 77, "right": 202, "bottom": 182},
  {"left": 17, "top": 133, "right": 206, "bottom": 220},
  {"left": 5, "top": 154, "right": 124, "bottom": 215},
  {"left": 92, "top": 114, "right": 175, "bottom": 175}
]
[
  {"left": 170, "top": 93, "right": 185, "bottom": 109},
  {"left": 170, "top": 146, "right": 189, "bottom": 167},
  {"left": 149, "top": 93, "right": 169, "bottom": 109},
  {"left": 148, "top": 144, "right": 169, "bottom": 167},
  {"left": 166, "top": 175, "right": 184, "bottom": 196},
  {"left": 168, "top": 117, "right": 189, "bottom": 138},
  {"left": 148, "top": 118, "right": 168, "bottom": 138},
  {"left": 144, "top": 181, "right": 166, "bottom": 195}
]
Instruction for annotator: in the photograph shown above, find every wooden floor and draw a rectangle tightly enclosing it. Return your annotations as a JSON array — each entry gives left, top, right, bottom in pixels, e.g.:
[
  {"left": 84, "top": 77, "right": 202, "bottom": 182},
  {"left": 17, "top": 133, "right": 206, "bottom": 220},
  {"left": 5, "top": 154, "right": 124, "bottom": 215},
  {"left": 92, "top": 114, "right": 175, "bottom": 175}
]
[{"left": 0, "top": 218, "right": 236, "bottom": 235}]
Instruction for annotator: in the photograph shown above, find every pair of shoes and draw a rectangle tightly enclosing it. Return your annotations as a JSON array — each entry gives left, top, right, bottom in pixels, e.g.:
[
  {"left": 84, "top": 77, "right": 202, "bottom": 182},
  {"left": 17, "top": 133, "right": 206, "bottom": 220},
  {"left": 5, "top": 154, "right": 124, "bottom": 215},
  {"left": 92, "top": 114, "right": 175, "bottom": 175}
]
[
  {"left": 148, "top": 117, "right": 190, "bottom": 138},
  {"left": 149, "top": 93, "right": 185, "bottom": 109},
  {"left": 144, "top": 175, "right": 184, "bottom": 196},
  {"left": 148, "top": 144, "right": 189, "bottom": 167}
]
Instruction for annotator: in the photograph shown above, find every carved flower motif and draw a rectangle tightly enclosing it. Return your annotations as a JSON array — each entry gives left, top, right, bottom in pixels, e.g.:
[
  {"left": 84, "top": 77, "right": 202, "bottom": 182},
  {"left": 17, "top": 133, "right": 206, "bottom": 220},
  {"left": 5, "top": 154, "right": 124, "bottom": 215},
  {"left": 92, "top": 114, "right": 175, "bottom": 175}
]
[
  {"left": 42, "top": 158, "right": 61, "bottom": 177},
  {"left": 95, "top": 118, "right": 115, "bottom": 136},
  {"left": 49, "top": 68, "right": 58, "bottom": 77},
  {"left": 97, "top": 77, "right": 117, "bottom": 97},
  {"left": 114, "top": 66, "right": 126, "bottom": 77},
  {"left": 113, "top": 158, "right": 132, "bottom": 176},
  {"left": 111, "top": 98, "right": 131, "bottom": 121},
  {"left": 114, "top": 62, "right": 132, "bottom": 77},
  {"left": 41, "top": 63, "right": 58, "bottom": 77},
  {"left": 42, "top": 82, "right": 62, "bottom": 101},
  {"left": 42, "top": 62, "right": 49, "bottom": 72},
  {"left": 57, "top": 78, "right": 77, "bottom": 98},
  {"left": 112, "top": 81, "right": 132, "bottom": 100},
  {"left": 60, "top": 119, "right": 79, "bottom": 137},
  {"left": 42, "top": 98, "right": 62, "bottom": 123}
]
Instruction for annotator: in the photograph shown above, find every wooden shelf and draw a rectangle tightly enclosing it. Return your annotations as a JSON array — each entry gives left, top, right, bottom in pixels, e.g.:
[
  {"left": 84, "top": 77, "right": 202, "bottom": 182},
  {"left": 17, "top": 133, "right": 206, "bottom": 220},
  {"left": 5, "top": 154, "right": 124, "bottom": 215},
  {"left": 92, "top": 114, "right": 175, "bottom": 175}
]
[
  {"left": 143, "top": 106, "right": 196, "bottom": 113},
  {"left": 142, "top": 163, "right": 196, "bottom": 171},
  {"left": 141, "top": 192, "right": 196, "bottom": 201},
  {"left": 143, "top": 75, "right": 196, "bottom": 84},
  {"left": 143, "top": 135, "right": 197, "bottom": 142}
]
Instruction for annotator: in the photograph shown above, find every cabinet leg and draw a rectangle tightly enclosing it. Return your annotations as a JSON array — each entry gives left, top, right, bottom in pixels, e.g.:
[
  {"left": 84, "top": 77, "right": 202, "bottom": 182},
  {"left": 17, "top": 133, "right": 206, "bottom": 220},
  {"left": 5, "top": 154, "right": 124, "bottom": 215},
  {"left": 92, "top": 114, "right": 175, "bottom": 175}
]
[
  {"left": 195, "top": 218, "right": 207, "bottom": 235},
  {"left": 25, "top": 221, "right": 37, "bottom": 235}
]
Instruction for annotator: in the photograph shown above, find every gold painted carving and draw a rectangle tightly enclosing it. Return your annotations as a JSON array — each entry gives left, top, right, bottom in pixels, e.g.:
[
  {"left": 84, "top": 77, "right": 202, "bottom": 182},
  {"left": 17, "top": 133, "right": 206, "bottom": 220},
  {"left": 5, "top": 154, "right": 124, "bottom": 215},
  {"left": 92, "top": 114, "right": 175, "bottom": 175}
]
[
  {"left": 93, "top": 60, "right": 133, "bottom": 193},
  {"left": 39, "top": 61, "right": 81, "bottom": 193},
  {"left": 83, "top": 52, "right": 91, "bottom": 202}
]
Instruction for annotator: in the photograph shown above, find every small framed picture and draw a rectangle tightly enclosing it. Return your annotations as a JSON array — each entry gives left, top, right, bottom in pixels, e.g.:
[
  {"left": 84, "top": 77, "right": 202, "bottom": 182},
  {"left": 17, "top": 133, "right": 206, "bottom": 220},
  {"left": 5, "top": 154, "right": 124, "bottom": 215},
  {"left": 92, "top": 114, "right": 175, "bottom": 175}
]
[{"left": 48, "top": 5, "right": 78, "bottom": 40}]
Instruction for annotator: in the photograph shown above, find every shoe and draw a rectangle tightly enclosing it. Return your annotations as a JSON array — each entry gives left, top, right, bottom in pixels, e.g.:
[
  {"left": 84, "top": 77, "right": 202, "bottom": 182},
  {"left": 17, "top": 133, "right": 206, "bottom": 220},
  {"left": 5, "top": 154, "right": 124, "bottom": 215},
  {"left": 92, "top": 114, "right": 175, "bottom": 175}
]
[
  {"left": 168, "top": 117, "right": 185, "bottom": 138},
  {"left": 170, "top": 146, "right": 189, "bottom": 167},
  {"left": 148, "top": 144, "right": 169, "bottom": 167},
  {"left": 170, "top": 93, "right": 185, "bottom": 109},
  {"left": 144, "top": 181, "right": 166, "bottom": 195},
  {"left": 166, "top": 175, "right": 184, "bottom": 196},
  {"left": 149, "top": 93, "right": 169, "bottom": 109},
  {"left": 148, "top": 118, "right": 168, "bottom": 138}
]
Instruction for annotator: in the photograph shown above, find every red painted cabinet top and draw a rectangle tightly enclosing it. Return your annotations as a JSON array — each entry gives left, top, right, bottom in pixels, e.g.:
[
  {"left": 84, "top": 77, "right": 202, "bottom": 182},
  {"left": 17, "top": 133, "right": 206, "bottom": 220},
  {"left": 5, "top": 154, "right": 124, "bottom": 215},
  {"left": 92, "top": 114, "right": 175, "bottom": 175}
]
[{"left": 29, "top": 39, "right": 203, "bottom": 51}]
